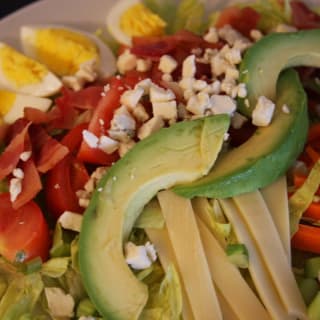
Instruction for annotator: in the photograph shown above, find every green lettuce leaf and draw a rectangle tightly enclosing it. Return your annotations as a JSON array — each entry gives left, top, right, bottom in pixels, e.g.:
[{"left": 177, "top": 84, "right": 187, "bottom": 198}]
[
  {"left": 0, "top": 273, "right": 44, "bottom": 320},
  {"left": 135, "top": 198, "right": 165, "bottom": 229},
  {"left": 141, "top": 264, "right": 183, "bottom": 320},
  {"left": 290, "top": 160, "right": 320, "bottom": 235}
]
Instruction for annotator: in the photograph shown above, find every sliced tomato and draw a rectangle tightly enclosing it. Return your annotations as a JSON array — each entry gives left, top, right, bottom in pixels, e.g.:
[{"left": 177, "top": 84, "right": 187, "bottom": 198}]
[
  {"left": 29, "top": 125, "right": 69, "bottom": 173},
  {"left": 45, "top": 154, "right": 89, "bottom": 219},
  {"left": 0, "top": 193, "right": 50, "bottom": 262},
  {"left": 61, "top": 122, "right": 89, "bottom": 154},
  {"left": 77, "top": 77, "right": 125, "bottom": 165},
  {"left": 12, "top": 158, "right": 42, "bottom": 210},
  {"left": 215, "top": 6, "right": 260, "bottom": 37},
  {"left": 0, "top": 122, "right": 30, "bottom": 180},
  {"left": 291, "top": 1, "right": 320, "bottom": 29}
]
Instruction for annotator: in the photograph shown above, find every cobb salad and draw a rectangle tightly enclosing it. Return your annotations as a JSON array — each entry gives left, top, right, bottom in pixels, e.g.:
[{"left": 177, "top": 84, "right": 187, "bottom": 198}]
[{"left": 0, "top": 0, "right": 320, "bottom": 319}]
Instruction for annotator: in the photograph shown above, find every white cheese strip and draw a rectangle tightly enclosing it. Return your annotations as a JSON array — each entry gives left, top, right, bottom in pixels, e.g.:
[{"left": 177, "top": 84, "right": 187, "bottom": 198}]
[
  {"left": 232, "top": 191, "right": 307, "bottom": 319},
  {"left": 219, "top": 198, "right": 290, "bottom": 320},
  {"left": 146, "top": 227, "right": 194, "bottom": 320},
  {"left": 261, "top": 176, "right": 291, "bottom": 261},
  {"left": 157, "top": 190, "right": 223, "bottom": 320},
  {"left": 196, "top": 217, "right": 271, "bottom": 320}
]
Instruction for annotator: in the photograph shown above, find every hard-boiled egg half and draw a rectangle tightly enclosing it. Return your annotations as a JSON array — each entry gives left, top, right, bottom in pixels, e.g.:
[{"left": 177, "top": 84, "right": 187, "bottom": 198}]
[
  {"left": 106, "top": 0, "right": 167, "bottom": 46},
  {"left": 20, "top": 25, "right": 116, "bottom": 81},
  {"left": 0, "top": 89, "right": 51, "bottom": 124},
  {"left": 0, "top": 42, "right": 62, "bottom": 97}
]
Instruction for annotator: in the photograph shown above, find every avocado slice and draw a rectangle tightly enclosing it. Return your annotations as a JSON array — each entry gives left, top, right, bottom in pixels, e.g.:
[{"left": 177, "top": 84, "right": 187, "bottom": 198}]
[
  {"left": 173, "top": 69, "right": 308, "bottom": 198},
  {"left": 238, "top": 29, "right": 320, "bottom": 116},
  {"left": 78, "top": 114, "right": 230, "bottom": 320}
]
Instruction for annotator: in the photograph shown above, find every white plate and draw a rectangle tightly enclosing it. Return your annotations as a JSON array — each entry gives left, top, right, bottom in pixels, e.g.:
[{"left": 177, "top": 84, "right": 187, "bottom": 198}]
[{"left": 0, "top": 0, "right": 318, "bottom": 50}]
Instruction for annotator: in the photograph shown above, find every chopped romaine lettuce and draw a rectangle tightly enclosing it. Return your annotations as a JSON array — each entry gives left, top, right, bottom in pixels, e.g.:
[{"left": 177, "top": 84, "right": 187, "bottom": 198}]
[{"left": 290, "top": 160, "right": 320, "bottom": 235}]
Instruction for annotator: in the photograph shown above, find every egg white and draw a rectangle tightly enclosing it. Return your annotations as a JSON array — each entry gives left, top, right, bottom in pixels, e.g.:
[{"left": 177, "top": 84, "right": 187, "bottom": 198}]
[
  {"left": 0, "top": 90, "right": 52, "bottom": 124},
  {"left": 0, "top": 42, "right": 62, "bottom": 97},
  {"left": 20, "top": 25, "right": 117, "bottom": 79},
  {"left": 106, "top": 0, "right": 141, "bottom": 46}
]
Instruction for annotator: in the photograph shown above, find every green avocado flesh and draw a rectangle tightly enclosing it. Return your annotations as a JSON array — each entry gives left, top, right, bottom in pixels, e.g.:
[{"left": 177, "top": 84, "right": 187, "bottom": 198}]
[
  {"left": 78, "top": 115, "right": 230, "bottom": 320},
  {"left": 173, "top": 69, "right": 308, "bottom": 199},
  {"left": 238, "top": 29, "right": 320, "bottom": 116}
]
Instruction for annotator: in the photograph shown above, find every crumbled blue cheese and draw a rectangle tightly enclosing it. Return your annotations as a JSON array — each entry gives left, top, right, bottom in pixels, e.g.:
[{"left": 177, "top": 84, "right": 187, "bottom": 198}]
[
  {"left": 203, "top": 27, "right": 219, "bottom": 43},
  {"left": 120, "top": 87, "right": 144, "bottom": 109},
  {"left": 152, "top": 100, "right": 177, "bottom": 121},
  {"left": 210, "top": 95, "right": 236, "bottom": 115},
  {"left": 252, "top": 96, "right": 275, "bottom": 126},
  {"left": 136, "top": 58, "right": 152, "bottom": 72},
  {"left": 9, "top": 177, "right": 22, "bottom": 202},
  {"left": 117, "top": 49, "right": 137, "bottom": 74},
  {"left": 159, "top": 54, "right": 178, "bottom": 74},
  {"left": 182, "top": 55, "right": 197, "bottom": 78},
  {"left": 186, "top": 92, "right": 211, "bottom": 116},
  {"left": 58, "top": 211, "right": 83, "bottom": 232},
  {"left": 137, "top": 116, "right": 165, "bottom": 140},
  {"left": 150, "top": 85, "right": 175, "bottom": 102},
  {"left": 125, "top": 241, "right": 157, "bottom": 270}
]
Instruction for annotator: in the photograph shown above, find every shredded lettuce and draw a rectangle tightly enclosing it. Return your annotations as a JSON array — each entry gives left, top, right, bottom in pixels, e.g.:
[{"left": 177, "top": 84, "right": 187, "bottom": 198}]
[
  {"left": 135, "top": 198, "right": 165, "bottom": 229},
  {"left": 144, "top": 0, "right": 207, "bottom": 34},
  {"left": 141, "top": 264, "right": 183, "bottom": 320},
  {"left": 290, "top": 160, "right": 320, "bottom": 235}
]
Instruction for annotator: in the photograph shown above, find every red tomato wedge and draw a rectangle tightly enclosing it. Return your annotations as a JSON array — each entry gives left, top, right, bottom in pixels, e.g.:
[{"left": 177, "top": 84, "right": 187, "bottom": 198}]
[
  {"left": 0, "top": 193, "right": 50, "bottom": 262},
  {"left": 12, "top": 158, "right": 42, "bottom": 210},
  {"left": 45, "top": 154, "right": 89, "bottom": 219},
  {"left": 215, "top": 6, "right": 260, "bottom": 37},
  {"left": 77, "top": 77, "right": 125, "bottom": 165}
]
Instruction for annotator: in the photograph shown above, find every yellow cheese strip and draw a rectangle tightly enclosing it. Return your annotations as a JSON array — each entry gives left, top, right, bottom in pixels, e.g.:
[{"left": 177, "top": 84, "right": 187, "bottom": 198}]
[
  {"left": 261, "top": 176, "right": 291, "bottom": 260},
  {"left": 157, "top": 190, "right": 222, "bottom": 320},
  {"left": 145, "top": 227, "right": 194, "bottom": 320},
  {"left": 232, "top": 191, "right": 307, "bottom": 319},
  {"left": 219, "top": 198, "right": 290, "bottom": 320},
  {"left": 216, "top": 289, "right": 240, "bottom": 320},
  {"left": 196, "top": 217, "right": 271, "bottom": 320}
]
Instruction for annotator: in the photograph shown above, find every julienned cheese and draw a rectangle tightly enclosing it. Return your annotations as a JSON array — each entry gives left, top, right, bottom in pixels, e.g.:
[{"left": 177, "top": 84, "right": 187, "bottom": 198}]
[
  {"left": 261, "top": 176, "right": 291, "bottom": 261},
  {"left": 157, "top": 190, "right": 222, "bottom": 320},
  {"left": 219, "top": 198, "right": 290, "bottom": 320},
  {"left": 232, "top": 192, "right": 307, "bottom": 319},
  {"left": 145, "top": 227, "right": 194, "bottom": 320},
  {"left": 196, "top": 217, "right": 271, "bottom": 320}
]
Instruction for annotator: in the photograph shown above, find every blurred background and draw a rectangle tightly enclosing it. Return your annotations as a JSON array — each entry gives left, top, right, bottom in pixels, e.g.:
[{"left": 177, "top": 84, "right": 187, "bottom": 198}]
[{"left": 0, "top": 0, "right": 39, "bottom": 18}]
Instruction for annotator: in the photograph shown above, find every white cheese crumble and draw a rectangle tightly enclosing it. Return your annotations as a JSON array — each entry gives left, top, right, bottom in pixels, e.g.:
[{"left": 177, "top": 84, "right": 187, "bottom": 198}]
[
  {"left": 9, "top": 178, "right": 22, "bottom": 202},
  {"left": 152, "top": 100, "right": 178, "bottom": 121},
  {"left": 150, "top": 85, "right": 175, "bottom": 102},
  {"left": 136, "top": 58, "right": 152, "bottom": 72},
  {"left": 210, "top": 95, "right": 237, "bottom": 115},
  {"left": 138, "top": 116, "right": 165, "bottom": 140},
  {"left": 120, "top": 87, "right": 144, "bottom": 109},
  {"left": 182, "top": 55, "right": 197, "bottom": 78},
  {"left": 58, "top": 211, "right": 83, "bottom": 232},
  {"left": 159, "top": 55, "right": 178, "bottom": 74},
  {"left": 203, "top": 27, "right": 219, "bottom": 43},
  {"left": 117, "top": 49, "right": 137, "bottom": 74},
  {"left": 252, "top": 96, "right": 275, "bottom": 127},
  {"left": 20, "top": 151, "right": 32, "bottom": 162},
  {"left": 125, "top": 241, "right": 157, "bottom": 270}
]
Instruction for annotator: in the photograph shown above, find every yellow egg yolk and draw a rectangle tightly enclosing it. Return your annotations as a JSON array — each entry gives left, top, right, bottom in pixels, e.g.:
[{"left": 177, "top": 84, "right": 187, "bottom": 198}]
[
  {"left": 0, "top": 90, "right": 16, "bottom": 116},
  {"left": 34, "top": 28, "right": 99, "bottom": 76},
  {"left": 120, "top": 3, "right": 166, "bottom": 37},
  {"left": 0, "top": 44, "right": 48, "bottom": 87}
]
